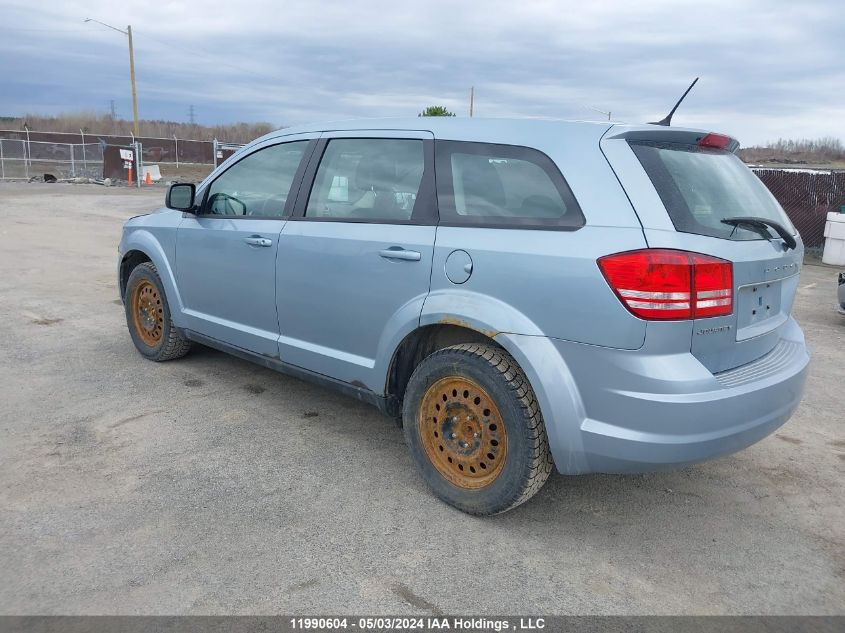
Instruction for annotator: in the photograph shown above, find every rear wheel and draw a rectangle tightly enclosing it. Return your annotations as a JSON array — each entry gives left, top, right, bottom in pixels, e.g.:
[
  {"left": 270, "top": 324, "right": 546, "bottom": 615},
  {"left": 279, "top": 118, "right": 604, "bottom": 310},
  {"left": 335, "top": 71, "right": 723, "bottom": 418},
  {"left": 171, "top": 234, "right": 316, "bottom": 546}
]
[
  {"left": 402, "top": 343, "right": 553, "bottom": 515},
  {"left": 124, "top": 262, "right": 191, "bottom": 361}
]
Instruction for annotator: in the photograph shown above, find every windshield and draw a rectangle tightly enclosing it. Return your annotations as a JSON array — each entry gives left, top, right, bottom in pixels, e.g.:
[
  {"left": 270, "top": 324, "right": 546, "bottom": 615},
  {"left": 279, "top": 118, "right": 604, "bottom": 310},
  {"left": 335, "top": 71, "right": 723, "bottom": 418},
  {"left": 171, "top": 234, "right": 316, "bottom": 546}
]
[{"left": 630, "top": 141, "right": 795, "bottom": 241}]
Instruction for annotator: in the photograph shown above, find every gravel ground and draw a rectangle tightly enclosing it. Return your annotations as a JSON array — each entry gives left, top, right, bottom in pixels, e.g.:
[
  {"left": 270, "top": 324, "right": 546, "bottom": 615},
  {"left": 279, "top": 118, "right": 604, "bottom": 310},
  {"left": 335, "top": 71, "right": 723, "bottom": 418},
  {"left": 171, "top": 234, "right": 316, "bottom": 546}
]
[{"left": 0, "top": 182, "right": 843, "bottom": 615}]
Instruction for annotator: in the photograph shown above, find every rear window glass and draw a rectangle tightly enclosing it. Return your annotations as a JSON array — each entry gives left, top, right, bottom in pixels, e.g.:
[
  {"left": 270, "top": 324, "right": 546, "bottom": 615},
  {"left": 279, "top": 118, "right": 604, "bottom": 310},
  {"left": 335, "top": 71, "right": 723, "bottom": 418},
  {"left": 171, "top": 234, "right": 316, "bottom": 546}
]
[
  {"left": 631, "top": 141, "right": 794, "bottom": 241},
  {"left": 435, "top": 141, "right": 584, "bottom": 229}
]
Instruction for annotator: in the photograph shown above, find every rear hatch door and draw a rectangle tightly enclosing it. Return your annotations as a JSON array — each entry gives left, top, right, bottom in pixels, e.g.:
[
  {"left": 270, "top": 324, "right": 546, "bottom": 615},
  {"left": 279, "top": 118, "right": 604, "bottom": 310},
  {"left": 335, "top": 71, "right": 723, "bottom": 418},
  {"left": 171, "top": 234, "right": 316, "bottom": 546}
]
[{"left": 601, "top": 126, "right": 803, "bottom": 373}]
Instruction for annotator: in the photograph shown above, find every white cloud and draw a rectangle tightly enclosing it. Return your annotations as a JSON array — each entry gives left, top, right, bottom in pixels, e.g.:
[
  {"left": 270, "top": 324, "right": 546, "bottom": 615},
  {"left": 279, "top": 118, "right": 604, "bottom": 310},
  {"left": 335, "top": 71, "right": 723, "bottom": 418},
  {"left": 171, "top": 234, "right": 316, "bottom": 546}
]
[{"left": 0, "top": 0, "right": 842, "bottom": 145}]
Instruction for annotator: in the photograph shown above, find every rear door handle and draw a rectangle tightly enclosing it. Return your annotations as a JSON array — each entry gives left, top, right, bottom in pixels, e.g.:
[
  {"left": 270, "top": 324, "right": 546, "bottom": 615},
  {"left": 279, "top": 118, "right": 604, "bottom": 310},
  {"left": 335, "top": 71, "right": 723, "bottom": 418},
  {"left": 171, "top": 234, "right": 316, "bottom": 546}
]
[
  {"left": 379, "top": 248, "right": 421, "bottom": 262},
  {"left": 244, "top": 236, "right": 273, "bottom": 247}
]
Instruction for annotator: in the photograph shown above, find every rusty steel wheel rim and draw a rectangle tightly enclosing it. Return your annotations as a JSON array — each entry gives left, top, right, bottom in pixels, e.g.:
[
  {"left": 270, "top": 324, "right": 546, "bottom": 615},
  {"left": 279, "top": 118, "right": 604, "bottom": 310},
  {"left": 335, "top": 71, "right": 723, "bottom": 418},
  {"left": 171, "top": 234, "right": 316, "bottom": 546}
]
[
  {"left": 418, "top": 376, "right": 508, "bottom": 490},
  {"left": 131, "top": 280, "right": 164, "bottom": 347}
]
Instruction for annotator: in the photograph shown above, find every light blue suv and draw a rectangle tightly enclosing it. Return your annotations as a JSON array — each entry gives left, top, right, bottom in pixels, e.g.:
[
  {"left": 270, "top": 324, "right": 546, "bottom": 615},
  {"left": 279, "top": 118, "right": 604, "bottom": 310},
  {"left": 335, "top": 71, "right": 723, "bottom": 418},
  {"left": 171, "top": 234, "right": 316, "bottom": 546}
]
[{"left": 119, "top": 118, "right": 810, "bottom": 514}]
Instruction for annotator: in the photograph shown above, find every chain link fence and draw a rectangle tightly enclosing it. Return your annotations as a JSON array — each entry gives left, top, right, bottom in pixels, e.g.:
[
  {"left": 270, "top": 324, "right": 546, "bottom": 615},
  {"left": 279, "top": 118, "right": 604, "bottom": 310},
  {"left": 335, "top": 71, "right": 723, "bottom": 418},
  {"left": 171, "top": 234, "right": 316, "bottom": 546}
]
[
  {"left": 752, "top": 168, "right": 845, "bottom": 254},
  {"left": 0, "top": 139, "right": 107, "bottom": 180},
  {"left": 0, "top": 132, "right": 244, "bottom": 182},
  {"left": 0, "top": 130, "right": 243, "bottom": 170}
]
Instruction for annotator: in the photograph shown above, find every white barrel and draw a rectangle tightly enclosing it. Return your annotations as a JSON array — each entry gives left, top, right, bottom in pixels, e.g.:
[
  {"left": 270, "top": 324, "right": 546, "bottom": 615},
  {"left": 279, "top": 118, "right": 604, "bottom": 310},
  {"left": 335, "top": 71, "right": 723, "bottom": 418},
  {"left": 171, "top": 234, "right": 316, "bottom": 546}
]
[{"left": 822, "top": 212, "right": 845, "bottom": 266}]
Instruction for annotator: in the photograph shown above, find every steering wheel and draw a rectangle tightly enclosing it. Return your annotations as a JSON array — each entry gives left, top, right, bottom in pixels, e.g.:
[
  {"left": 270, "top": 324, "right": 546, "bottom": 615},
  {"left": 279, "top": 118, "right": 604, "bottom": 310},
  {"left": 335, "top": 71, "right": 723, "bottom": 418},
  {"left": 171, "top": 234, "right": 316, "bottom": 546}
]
[{"left": 207, "top": 192, "right": 247, "bottom": 216}]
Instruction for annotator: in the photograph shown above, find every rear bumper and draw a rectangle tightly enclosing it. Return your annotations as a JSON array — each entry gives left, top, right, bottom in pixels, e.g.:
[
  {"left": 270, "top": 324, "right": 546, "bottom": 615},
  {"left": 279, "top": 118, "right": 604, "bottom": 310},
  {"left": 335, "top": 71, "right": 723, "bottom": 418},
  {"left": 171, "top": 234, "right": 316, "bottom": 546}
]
[
  {"left": 498, "top": 317, "right": 809, "bottom": 474},
  {"left": 577, "top": 339, "right": 809, "bottom": 473}
]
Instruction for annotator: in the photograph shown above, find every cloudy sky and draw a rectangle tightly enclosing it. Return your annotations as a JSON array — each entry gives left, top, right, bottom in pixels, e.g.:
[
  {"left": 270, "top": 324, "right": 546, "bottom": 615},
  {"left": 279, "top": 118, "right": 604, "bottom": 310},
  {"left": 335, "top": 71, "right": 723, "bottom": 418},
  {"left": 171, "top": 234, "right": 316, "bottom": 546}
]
[{"left": 1, "top": 0, "right": 842, "bottom": 146}]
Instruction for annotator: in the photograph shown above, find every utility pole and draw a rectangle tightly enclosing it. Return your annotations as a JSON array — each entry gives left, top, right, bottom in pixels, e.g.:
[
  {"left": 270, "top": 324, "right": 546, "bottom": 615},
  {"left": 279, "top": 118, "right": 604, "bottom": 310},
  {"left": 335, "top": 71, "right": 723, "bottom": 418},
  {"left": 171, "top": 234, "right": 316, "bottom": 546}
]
[
  {"left": 84, "top": 19, "right": 140, "bottom": 137},
  {"left": 188, "top": 105, "right": 196, "bottom": 125},
  {"left": 470, "top": 86, "right": 474, "bottom": 117}
]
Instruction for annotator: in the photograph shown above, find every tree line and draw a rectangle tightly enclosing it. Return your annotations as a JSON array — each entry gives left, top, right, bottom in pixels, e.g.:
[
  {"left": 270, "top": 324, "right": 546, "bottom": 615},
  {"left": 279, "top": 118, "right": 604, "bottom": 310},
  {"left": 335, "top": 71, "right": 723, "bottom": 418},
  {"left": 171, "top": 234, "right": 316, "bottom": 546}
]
[{"left": 738, "top": 137, "right": 845, "bottom": 165}]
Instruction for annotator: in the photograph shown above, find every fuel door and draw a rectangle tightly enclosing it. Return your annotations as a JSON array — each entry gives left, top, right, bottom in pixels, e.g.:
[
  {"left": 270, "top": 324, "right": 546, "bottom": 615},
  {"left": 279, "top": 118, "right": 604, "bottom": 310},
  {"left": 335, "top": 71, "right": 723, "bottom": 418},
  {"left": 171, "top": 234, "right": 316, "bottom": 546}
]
[{"left": 445, "top": 249, "right": 473, "bottom": 284}]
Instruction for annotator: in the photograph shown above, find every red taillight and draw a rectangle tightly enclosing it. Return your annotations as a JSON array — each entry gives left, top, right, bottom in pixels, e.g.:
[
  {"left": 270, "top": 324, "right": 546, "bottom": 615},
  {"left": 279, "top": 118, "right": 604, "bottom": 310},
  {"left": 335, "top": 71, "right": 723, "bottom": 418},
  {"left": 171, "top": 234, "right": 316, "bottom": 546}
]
[
  {"left": 692, "top": 258, "right": 733, "bottom": 317},
  {"left": 698, "top": 132, "right": 733, "bottom": 149},
  {"left": 598, "top": 249, "right": 733, "bottom": 320}
]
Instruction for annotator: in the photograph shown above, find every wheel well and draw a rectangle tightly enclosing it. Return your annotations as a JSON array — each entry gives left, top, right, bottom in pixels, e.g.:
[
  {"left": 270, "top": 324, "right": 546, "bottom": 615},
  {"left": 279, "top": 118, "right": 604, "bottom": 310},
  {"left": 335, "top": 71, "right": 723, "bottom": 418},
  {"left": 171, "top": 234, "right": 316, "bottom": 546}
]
[
  {"left": 386, "top": 324, "right": 502, "bottom": 413},
  {"left": 119, "top": 250, "right": 151, "bottom": 299}
]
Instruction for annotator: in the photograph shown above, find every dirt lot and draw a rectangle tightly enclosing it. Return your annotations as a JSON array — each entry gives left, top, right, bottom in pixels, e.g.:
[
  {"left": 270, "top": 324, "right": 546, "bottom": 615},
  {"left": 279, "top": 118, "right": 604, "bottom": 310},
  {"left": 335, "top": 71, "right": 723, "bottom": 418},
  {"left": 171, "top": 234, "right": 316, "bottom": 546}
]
[{"left": 0, "top": 182, "right": 843, "bottom": 615}]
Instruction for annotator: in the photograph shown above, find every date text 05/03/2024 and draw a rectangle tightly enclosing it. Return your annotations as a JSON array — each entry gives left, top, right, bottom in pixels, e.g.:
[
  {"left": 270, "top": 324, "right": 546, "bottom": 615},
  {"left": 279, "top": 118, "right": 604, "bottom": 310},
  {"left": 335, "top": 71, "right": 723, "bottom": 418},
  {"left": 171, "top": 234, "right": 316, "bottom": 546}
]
[{"left": 289, "top": 617, "right": 546, "bottom": 631}]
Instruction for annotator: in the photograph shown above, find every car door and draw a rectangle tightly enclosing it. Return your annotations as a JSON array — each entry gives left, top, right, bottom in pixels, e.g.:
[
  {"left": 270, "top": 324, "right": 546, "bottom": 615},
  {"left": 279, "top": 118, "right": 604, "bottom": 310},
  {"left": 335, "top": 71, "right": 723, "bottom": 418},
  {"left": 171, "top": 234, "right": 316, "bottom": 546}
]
[
  {"left": 276, "top": 131, "right": 437, "bottom": 389},
  {"left": 175, "top": 136, "right": 315, "bottom": 357}
]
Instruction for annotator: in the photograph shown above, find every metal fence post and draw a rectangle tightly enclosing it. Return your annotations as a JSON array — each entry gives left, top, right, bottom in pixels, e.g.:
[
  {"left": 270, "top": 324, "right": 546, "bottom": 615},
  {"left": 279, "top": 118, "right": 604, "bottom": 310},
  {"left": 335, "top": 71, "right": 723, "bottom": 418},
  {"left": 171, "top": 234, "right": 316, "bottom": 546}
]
[
  {"left": 23, "top": 140, "right": 28, "bottom": 180},
  {"left": 0, "top": 139, "right": 4, "bottom": 180},
  {"left": 135, "top": 141, "right": 143, "bottom": 187},
  {"left": 213, "top": 138, "right": 218, "bottom": 168},
  {"left": 174, "top": 134, "right": 179, "bottom": 168},
  {"left": 24, "top": 126, "right": 31, "bottom": 167},
  {"left": 70, "top": 144, "right": 75, "bottom": 177},
  {"left": 80, "top": 129, "right": 87, "bottom": 171}
]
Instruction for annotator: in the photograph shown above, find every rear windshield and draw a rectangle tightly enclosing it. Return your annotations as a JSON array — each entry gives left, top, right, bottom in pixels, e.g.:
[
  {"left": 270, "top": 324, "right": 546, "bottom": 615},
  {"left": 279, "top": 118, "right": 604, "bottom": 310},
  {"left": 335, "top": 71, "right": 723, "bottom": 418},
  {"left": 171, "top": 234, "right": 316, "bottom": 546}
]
[{"left": 630, "top": 141, "right": 794, "bottom": 241}]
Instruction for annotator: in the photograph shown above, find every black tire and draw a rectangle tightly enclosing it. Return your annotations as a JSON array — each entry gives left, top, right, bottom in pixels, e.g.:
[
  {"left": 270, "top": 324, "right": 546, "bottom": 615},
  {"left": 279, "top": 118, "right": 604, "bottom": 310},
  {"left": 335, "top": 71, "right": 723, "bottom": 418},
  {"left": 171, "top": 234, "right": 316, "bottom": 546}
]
[
  {"left": 402, "top": 343, "right": 553, "bottom": 515},
  {"left": 124, "top": 261, "right": 191, "bottom": 362}
]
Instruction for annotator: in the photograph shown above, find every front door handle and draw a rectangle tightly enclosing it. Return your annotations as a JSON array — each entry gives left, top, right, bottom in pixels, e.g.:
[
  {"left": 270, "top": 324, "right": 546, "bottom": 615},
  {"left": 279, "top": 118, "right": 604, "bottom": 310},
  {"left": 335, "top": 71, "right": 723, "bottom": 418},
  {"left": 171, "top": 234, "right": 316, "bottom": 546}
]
[
  {"left": 379, "top": 248, "right": 421, "bottom": 262},
  {"left": 244, "top": 236, "right": 273, "bottom": 247}
]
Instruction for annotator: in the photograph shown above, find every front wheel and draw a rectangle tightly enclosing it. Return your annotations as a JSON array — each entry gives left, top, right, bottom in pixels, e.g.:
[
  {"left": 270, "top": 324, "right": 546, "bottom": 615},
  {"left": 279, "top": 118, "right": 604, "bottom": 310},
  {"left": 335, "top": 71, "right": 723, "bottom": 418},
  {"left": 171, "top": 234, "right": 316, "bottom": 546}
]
[
  {"left": 402, "top": 343, "right": 553, "bottom": 515},
  {"left": 124, "top": 262, "right": 191, "bottom": 362}
]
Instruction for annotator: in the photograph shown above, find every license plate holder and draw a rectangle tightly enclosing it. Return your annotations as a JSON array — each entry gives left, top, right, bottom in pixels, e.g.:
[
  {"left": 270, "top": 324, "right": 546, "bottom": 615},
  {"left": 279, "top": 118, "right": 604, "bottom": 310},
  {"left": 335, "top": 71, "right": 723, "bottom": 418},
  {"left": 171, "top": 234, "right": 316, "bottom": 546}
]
[{"left": 736, "top": 281, "right": 783, "bottom": 339}]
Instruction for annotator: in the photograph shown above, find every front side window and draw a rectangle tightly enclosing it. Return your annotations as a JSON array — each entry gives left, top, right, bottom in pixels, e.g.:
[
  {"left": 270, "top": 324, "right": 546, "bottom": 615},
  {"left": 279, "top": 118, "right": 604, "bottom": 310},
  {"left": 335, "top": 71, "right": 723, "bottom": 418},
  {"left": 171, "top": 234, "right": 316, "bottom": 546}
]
[
  {"left": 435, "top": 141, "right": 584, "bottom": 229},
  {"left": 203, "top": 141, "right": 308, "bottom": 217},
  {"left": 305, "top": 138, "right": 425, "bottom": 222}
]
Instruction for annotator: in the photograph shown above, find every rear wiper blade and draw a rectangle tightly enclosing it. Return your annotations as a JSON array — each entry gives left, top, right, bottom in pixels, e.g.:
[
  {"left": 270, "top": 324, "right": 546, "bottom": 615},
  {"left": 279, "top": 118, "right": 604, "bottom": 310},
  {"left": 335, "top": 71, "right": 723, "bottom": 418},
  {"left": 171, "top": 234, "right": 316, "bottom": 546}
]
[{"left": 721, "top": 216, "right": 797, "bottom": 250}]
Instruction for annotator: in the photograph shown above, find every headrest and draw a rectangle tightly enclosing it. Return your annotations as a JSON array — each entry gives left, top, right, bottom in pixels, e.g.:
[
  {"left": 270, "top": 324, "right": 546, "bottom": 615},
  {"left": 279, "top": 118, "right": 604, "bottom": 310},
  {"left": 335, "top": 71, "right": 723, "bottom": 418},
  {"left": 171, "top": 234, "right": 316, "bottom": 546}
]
[
  {"left": 462, "top": 159, "right": 505, "bottom": 208},
  {"left": 354, "top": 154, "right": 397, "bottom": 192}
]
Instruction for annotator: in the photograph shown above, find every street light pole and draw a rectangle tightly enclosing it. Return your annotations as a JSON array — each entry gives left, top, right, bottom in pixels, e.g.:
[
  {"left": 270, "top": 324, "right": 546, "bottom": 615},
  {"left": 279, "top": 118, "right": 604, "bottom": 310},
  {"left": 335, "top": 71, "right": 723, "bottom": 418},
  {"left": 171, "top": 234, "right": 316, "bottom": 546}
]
[
  {"left": 84, "top": 19, "right": 140, "bottom": 137},
  {"left": 127, "top": 25, "right": 139, "bottom": 137}
]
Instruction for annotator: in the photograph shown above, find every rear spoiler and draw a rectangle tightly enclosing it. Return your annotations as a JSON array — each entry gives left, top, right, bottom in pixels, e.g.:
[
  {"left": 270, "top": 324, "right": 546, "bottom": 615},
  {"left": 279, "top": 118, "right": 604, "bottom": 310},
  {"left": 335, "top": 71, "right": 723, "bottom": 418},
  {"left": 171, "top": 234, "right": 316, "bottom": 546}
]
[{"left": 604, "top": 128, "right": 740, "bottom": 153}]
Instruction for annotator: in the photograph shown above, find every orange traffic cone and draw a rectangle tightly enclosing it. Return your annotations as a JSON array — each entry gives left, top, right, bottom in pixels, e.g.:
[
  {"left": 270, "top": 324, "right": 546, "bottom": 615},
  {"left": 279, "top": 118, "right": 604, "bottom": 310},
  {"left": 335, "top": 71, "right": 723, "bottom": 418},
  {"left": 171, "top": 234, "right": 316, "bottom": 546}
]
[{"left": 144, "top": 171, "right": 152, "bottom": 186}]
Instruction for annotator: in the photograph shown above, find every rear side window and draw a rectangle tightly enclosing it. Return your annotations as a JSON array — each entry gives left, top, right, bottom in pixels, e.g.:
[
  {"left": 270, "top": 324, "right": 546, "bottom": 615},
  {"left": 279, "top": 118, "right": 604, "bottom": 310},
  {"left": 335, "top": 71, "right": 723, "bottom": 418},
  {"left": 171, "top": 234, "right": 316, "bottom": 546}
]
[
  {"left": 630, "top": 141, "right": 795, "bottom": 241},
  {"left": 435, "top": 141, "right": 584, "bottom": 229},
  {"left": 305, "top": 138, "right": 425, "bottom": 222}
]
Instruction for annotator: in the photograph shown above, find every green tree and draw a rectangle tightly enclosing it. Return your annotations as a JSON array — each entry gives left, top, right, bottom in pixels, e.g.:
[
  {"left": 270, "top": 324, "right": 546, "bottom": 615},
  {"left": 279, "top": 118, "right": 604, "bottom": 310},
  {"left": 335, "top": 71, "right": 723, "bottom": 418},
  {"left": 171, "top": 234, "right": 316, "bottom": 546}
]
[{"left": 418, "top": 105, "right": 456, "bottom": 117}]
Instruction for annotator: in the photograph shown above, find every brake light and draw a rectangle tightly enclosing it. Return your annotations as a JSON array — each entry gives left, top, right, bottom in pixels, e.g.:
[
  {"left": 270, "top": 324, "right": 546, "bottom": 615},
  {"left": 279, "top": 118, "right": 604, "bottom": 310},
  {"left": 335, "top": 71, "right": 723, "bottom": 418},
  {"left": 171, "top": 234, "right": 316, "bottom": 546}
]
[
  {"left": 692, "top": 257, "right": 733, "bottom": 317},
  {"left": 698, "top": 132, "right": 733, "bottom": 149},
  {"left": 598, "top": 249, "right": 733, "bottom": 320}
]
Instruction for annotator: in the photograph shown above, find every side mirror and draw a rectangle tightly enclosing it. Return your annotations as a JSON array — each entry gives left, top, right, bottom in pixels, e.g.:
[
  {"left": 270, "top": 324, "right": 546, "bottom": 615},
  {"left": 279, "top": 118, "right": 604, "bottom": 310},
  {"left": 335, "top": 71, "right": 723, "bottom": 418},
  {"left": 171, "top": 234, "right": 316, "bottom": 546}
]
[{"left": 166, "top": 183, "right": 196, "bottom": 212}]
